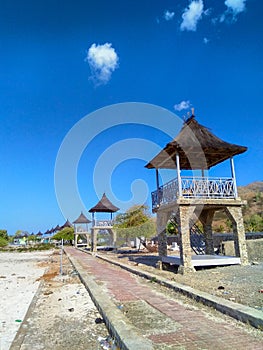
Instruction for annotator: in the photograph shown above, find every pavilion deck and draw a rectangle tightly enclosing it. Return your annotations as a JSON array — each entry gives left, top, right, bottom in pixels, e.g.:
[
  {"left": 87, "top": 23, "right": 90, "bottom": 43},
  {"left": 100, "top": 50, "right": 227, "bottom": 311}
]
[
  {"left": 162, "top": 254, "right": 241, "bottom": 268},
  {"left": 151, "top": 176, "right": 237, "bottom": 211}
]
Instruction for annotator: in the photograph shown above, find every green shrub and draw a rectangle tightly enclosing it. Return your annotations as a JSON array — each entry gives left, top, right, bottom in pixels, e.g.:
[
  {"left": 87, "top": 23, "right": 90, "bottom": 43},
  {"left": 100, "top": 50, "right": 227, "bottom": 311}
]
[{"left": 0, "top": 237, "right": 8, "bottom": 247}]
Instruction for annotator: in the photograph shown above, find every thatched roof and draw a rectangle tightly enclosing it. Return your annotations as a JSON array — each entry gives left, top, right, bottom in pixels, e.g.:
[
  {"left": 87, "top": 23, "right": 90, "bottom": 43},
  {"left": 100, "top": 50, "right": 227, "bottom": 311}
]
[
  {"left": 89, "top": 193, "right": 120, "bottom": 213},
  {"left": 61, "top": 219, "right": 72, "bottom": 229},
  {"left": 73, "top": 212, "right": 91, "bottom": 224},
  {"left": 145, "top": 115, "right": 247, "bottom": 170}
]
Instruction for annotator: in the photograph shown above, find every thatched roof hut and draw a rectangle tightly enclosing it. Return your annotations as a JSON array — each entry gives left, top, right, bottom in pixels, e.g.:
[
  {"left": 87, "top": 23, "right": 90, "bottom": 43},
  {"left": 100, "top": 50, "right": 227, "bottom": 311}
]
[
  {"left": 54, "top": 224, "right": 61, "bottom": 232},
  {"left": 61, "top": 219, "right": 72, "bottom": 229},
  {"left": 89, "top": 193, "right": 119, "bottom": 213},
  {"left": 145, "top": 115, "right": 247, "bottom": 170},
  {"left": 73, "top": 212, "right": 91, "bottom": 224}
]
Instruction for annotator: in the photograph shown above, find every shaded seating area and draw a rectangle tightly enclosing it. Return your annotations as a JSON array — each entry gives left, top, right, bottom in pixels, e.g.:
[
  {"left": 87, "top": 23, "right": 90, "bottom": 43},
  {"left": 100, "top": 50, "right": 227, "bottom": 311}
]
[
  {"left": 89, "top": 193, "right": 119, "bottom": 252},
  {"left": 146, "top": 111, "right": 249, "bottom": 273},
  {"left": 73, "top": 212, "right": 91, "bottom": 247}
]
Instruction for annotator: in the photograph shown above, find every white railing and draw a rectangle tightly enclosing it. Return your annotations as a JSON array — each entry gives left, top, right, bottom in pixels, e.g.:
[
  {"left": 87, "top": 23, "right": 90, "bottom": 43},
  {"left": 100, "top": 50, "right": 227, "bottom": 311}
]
[
  {"left": 152, "top": 177, "right": 236, "bottom": 210},
  {"left": 93, "top": 220, "right": 114, "bottom": 227}
]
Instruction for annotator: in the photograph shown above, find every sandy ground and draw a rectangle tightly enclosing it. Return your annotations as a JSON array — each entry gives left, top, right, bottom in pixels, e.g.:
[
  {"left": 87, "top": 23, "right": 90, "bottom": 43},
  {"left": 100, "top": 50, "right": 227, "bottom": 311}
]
[
  {"left": 0, "top": 251, "right": 52, "bottom": 349},
  {"left": 0, "top": 250, "right": 110, "bottom": 350}
]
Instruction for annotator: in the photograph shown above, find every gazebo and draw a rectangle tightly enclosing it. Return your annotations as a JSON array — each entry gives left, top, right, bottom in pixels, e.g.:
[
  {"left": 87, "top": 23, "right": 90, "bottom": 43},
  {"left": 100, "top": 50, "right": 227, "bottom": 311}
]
[
  {"left": 146, "top": 112, "right": 248, "bottom": 273},
  {"left": 61, "top": 219, "right": 73, "bottom": 229},
  {"left": 73, "top": 212, "right": 91, "bottom": 247},
  {"left": 89, "top": 193, "right": 119, "bottom": 252}
]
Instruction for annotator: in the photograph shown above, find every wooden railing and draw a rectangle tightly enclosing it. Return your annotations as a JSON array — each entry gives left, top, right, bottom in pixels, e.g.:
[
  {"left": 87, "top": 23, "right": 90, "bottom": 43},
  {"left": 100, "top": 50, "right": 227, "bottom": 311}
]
[{"left": 152, "top": 177, "right": 236, "bottom": 210}]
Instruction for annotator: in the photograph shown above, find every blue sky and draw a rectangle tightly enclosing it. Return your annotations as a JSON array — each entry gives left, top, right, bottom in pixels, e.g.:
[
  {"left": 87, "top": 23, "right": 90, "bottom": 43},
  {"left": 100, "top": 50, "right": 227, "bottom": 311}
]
[{"left": 1, "top": 0, "right": 262, "bottom": 234}]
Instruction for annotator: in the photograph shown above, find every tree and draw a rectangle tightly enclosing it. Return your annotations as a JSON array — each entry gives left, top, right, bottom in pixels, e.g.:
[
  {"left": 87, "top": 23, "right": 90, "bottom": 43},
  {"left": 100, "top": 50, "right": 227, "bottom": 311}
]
[
  {"left": 166, "top": 216, "right": 179, "bottom": 235},
  {"left": 52, "top": 227, "right": 74, "bottom": 242},
  {"left": 114, "top": 205, "right": 156, "bottom": 245},
  {"left": 0, "top": 229, "right": 8, "bottom": 247},
  {"left": 14, "top": 230, "right": 22, "bottom": 237},
  {"left": 244, "top": 214, "right": 263, "bottom": 232},
  {"left": 0, "top": 230, "right": 8, "bottom": 240},
  {"left": 27, "top": 234, "right": 38, "bottom": 242}
]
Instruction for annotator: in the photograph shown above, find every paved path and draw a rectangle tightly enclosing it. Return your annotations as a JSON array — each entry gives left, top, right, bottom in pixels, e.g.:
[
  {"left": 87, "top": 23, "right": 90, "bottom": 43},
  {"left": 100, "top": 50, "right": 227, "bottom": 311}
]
[{"left": 65, "top": 247, "right": 263, "bottom": 350}]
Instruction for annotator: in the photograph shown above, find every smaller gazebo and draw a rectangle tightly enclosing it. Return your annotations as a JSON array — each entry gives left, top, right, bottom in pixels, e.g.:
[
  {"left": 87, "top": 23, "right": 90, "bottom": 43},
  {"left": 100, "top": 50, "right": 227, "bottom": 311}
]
[
  {"left": 61, "top": 219, "right": 73, "bottom": 229},
  {"left": 89, "top": 193, "right": 119, "bottom": 251},
  {"left": 73, "top": 212, "right": 91, "bottom": 247}
]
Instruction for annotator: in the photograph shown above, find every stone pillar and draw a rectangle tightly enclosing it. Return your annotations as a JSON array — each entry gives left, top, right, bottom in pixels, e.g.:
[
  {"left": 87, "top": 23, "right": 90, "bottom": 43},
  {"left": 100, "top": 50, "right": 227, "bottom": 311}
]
[
  {"left": 177, "top": 205, "right": 196, "bottom": 274},
  {"left": 74, "top": 233, "right": 78, "bottom": 248},
  {"left": 109, "top": 229, "right": 117, "bottom": 248},
  {"left": 225, "top": 206, "right": 248, "bottom": 265},
  {"left": 156, "top": 211, "right": 170, "bottom": 257},
  {"left": 200, "top": 209, "right": 215, "bottom": 255},
  {"left": 85, "top": 233, "right": 89, "bottom": 247},
  {"left": 91, "top": 228, "right": 98, "bottom": 252}
]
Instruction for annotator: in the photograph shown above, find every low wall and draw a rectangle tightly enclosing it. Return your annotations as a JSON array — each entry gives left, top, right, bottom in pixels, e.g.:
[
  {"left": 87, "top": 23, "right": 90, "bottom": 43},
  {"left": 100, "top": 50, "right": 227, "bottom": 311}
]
[
  {"left": 213, "top": 232, "right": 263, "bottom": 247},
  {"left": 223, "top": 238, "right": 263, "bottom": 262},
  {"left": 167, "top": 233, "right": 263, "bottom": 262}
]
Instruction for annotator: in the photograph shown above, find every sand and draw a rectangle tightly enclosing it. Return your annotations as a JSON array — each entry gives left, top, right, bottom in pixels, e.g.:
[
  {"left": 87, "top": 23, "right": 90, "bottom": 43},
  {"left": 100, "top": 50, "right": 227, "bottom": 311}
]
[
  {"left": 0, "top": 249, "right": 110, "bottom": 350},
  {"left": 0, "top": 251, "right": 52, "bottom": 349}
]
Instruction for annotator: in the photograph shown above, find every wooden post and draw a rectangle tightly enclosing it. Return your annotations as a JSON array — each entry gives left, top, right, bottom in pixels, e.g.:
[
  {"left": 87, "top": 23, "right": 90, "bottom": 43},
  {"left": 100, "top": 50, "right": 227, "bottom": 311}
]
[
  {"left": 230, "top": 157, "right": 238, "bottom": 198},
  {"left": 155, "top": 168, "right": 160, "bottom": 205},
  {"left": 176, "top": 153, "right": 182, "bottom": 197}
]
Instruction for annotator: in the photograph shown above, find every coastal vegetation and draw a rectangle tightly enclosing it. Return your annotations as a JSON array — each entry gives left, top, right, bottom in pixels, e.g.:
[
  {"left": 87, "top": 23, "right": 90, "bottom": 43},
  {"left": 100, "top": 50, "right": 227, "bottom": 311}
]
[
  {"left": 0, "top": 229, "right": 8, "bottom": 247},
  {"left": 213, "top": 181, "right": 263, "bottom": 233},
  {"left": 114, "top": 204, "right": 156, "bottom": 245},
  {"left": 52, "top": 227, "right": 74, "bottom": 242}
]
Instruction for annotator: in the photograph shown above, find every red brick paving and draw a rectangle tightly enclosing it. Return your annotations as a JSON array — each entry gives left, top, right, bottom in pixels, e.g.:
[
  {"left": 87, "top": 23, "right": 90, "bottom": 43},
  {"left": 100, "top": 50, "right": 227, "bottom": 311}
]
[{"left": 66, "top": 247, "right": 263, "bottom": 349}]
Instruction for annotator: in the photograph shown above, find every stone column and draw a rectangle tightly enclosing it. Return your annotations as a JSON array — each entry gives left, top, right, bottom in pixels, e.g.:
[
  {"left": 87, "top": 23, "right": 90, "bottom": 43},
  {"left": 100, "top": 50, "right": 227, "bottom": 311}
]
[
  {"left": 156, "top": 210, "right": 171, "bottom": 257},
  {"left": 91, "top": 228, "right": 98, "bottom": 252},
  {"left": 177, "top": 205, "right": 196, "bottom": 274},
  {"left": 74, "top": 233, "right": 78, "bottom": 248},
  {"left": 200, "top": 209, "right": 215, "bottom": 255},
  {"left": 225, "top": 206, "right": 248, "bottom": 265},
  {"left": 85, "top": 233, "right": 89, "bottom": 247},
  {"left": 108, "top": 229, "right": 117, "bottom": 248}
]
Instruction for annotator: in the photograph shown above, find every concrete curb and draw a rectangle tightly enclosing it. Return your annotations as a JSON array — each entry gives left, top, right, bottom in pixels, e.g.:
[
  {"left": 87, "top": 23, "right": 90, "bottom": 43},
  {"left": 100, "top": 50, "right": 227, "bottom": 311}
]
[
  {"left": 10, "top": 279, "right": 45, "bottom": 350},
  {"left": 66, "top": 249, "right": 153, "bottom": 350},
  {"left": 94, "top": 252, "right": 263, "bottom": 330}
]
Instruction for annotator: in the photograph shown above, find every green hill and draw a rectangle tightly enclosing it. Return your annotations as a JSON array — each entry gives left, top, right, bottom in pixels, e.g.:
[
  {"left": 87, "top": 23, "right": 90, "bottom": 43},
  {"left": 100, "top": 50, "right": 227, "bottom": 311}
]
[{"left": 213, "top": 181, "right": 263, "bottom": 232}]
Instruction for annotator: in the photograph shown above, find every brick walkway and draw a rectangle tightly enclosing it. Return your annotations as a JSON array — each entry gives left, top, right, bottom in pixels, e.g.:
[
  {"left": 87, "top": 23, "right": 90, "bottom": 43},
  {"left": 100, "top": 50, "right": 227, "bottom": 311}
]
[{"left": 66, "top": 247, "right": 263, "bottom": 349}]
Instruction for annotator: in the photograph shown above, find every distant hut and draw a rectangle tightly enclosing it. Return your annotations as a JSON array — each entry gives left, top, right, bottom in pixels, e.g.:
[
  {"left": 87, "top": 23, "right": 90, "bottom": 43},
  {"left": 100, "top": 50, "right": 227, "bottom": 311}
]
[
  {"left": 73, "top": 212, "right": 91, "bottom": 248},
  {"left": 89, "top": 193, "right": 119, "bottom": 252},
  {"left": 61, "top": 219, "right": 73, "bottom": 229}
]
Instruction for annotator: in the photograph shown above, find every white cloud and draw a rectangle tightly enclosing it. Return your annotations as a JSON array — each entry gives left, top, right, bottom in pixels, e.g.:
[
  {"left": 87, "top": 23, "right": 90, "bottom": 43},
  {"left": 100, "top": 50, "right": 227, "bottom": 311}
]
[
  {"left": 203, "top": 37, "right": 209, "bottom": 44},
  {"left": 225, "top": 0, "right": 246, "bottom": 15},
  {"left": 220, "top": 0, "right": 247, "bottom": 22},
  {"left": 164, "top": 10, "right": 175, "bottom": 21},
  {"left": 180, "top": 0, "right": 204, "bottom": 31},
  {"left": 86, "top": 43, "right": 119, "bottom": 85},
  {"left": 174, "top": 100, "right": 191, "bottom": 111}
]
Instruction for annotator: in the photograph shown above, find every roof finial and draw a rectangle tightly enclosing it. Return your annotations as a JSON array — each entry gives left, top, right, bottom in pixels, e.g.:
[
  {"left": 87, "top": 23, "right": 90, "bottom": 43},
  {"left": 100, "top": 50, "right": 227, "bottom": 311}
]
[{"left": 191, "top": 107, "right": 195, "bottom": 116}]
